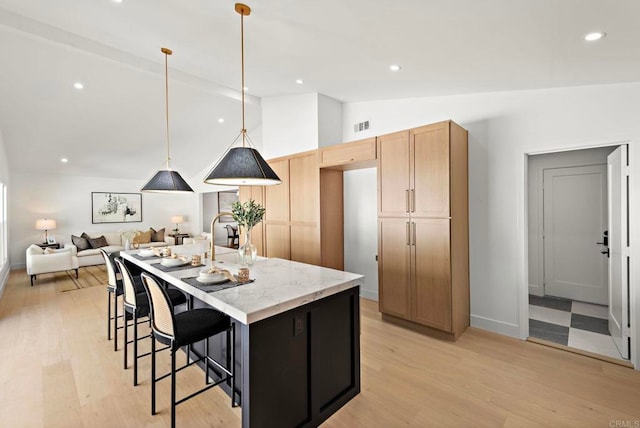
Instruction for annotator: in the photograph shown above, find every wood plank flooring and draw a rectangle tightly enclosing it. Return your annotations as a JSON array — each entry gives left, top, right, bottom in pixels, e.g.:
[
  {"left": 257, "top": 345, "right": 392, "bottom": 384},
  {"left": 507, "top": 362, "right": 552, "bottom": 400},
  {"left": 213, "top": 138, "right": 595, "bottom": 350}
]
[{"left": 1, "top": 268, "right": 639, "bottom": 427}]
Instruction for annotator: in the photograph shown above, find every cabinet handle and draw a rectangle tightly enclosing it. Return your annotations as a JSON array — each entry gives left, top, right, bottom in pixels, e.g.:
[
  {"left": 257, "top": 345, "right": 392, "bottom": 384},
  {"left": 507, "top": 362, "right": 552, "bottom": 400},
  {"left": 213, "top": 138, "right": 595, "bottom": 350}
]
[
  {"left": 412, "top": 222, "right": 416, "bottom": 246},
  {"left": 406, "top": 190, "right": 410, "bottom": 213},
  {"left": 412, "top": 189, "right": 416, "bottom": 212},
  {"left": 406, "top": 222, "right": 410, "bottom": 245}
]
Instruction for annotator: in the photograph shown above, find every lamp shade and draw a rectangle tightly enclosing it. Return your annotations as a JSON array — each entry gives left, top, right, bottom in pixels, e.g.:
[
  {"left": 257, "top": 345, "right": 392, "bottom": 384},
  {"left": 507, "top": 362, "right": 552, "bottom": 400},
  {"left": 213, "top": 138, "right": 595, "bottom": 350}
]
[
  {"left": 35, "top": 219, "right": 56, "bottom": 230},
  {"left": 203, "top": 147, "right": 281, "bottom": 186},
  {"left": 141, "top": 170, "right": 194, "bottom": 193},
  {"left": 170, "top": 215, "right": 184, "bottom": 224}
]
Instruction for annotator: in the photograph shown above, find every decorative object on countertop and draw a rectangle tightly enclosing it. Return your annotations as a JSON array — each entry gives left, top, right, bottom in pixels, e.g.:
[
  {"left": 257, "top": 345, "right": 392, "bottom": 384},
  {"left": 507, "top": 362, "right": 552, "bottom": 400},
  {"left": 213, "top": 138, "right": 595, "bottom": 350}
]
[
  {"left": 202, "top": 3, "right": 281, "bottom": 187},
  {"left": 141, "top": 47, "right": 193, "bottom": 193},
  {"left": 237, "top": 266, "right": 250, "bottom": 283},
  {"left": 35, "top": 218, "right": 56, "bottom": 244},
  {"left": 232, "top": 199, "right": 265, "bottom": 266}
]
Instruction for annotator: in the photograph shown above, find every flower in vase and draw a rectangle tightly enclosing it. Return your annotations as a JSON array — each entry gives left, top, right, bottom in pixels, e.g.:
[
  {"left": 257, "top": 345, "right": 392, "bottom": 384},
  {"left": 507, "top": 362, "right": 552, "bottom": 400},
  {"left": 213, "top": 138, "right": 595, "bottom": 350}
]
[{"left": 231, "top": 199, "right": 266, "bottom": 230}]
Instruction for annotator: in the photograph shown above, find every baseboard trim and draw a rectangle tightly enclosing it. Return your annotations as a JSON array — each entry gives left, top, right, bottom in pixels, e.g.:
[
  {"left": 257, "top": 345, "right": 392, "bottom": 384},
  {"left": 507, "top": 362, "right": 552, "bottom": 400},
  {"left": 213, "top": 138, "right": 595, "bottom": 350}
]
[
  {"left": 360, "top": 289, "right": 378, "bottom": 301},
  {"left": 527, "top": 337, "right": 634, "bottom": 368},
  {"left": 470, "top": 314, "right": 519, "bottom": 338}
]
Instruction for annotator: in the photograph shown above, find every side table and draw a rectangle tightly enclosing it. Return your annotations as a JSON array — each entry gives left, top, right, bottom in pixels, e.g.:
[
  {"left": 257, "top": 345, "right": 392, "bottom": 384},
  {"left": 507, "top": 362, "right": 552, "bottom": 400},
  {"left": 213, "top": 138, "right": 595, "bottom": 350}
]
[
  {"left": 167, "top": 233, "right": 190, "bottom": 245},
  {"left": 36, "top": 242, "right": 61, "bottom": 250}
]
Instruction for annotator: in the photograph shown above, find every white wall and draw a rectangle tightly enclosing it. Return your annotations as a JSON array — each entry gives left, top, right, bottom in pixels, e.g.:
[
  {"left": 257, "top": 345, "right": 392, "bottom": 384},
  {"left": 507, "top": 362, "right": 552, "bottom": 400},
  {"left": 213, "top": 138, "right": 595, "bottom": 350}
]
[
  {"left": 317, "top": 94, "right": 343, "bottom": 148},
  {"left": 262, "top": 93, "right": 319, "bottom": 159},
  {"left": 0, "top": 128, "right": 10, "bottom": 294},
  {"left": 9, "top": 172, "right": 197, "bottom": 267},
  {"left": 344, "top": 168, "right": 378, "bottom": 300},
  {"left": 342, "top": 82, "right": 640, "bottom": 368},
  {"left": 262, "top": 93, "right": 344, "bottom": 157},
  {"left": 527, "top": 147, "right": 615, "bottom": 297}
]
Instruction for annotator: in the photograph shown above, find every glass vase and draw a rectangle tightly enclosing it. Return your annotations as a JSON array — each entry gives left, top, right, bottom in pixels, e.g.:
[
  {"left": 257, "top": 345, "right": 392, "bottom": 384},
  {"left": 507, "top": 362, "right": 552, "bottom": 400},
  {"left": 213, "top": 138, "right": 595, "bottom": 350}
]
[{"left": 238, "top": 227, "right": 257, "bottom": 266}]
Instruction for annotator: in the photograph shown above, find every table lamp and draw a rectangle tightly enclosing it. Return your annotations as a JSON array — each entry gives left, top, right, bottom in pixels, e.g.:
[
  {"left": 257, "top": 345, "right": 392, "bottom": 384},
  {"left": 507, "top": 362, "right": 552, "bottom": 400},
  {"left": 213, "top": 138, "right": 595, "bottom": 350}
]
[
  {"left": 35, "top": 218, "right": 57, "bottom": 244},
  {"left": 171, "top": 215, "right": 184, "bottom": 233}
]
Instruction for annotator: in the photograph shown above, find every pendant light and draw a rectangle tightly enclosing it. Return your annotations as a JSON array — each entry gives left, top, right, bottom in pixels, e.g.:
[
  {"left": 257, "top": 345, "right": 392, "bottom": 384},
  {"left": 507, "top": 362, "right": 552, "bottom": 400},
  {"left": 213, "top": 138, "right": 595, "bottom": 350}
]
[
  {"left": 141, "top": 48, "right": 194, "bottom": 193},
  {"left": 203, "top": 3, "right": 281, "bottom": 186}
]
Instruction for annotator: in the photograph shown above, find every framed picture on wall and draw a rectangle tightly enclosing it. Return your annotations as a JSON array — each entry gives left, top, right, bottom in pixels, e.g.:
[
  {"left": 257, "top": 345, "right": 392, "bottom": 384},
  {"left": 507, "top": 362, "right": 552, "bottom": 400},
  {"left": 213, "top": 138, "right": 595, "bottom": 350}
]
[
  {"left": 218, "top": 191, "right": 238, "bottom": 223},
  {"left": 91, "top": 192, "right": 142, "bottom": 224}
]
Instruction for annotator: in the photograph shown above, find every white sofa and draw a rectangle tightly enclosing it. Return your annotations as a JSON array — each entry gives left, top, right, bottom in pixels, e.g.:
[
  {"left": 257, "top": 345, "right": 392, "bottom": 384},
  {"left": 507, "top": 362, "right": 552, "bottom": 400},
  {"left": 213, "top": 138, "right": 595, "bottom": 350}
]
[
  {"left": 66, "top": 231, "right": 172, "bottom": 267},
  {"left": 26, "top": 244, "right": 79, "bottom": 286}
]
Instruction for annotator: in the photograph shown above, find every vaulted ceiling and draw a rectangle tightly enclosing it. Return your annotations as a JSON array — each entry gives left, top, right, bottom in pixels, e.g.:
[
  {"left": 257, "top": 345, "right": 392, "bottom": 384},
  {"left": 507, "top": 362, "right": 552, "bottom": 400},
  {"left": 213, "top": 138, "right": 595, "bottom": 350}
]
[{"left": 0, "top": 0, "right": 638, "bottom": 183}]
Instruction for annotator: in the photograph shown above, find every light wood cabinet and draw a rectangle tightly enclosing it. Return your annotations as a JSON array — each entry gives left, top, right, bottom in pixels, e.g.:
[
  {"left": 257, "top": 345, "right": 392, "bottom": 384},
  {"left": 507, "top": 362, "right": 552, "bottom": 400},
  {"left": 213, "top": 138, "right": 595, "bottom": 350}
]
[
  {"left": 261, "top": 151, "right": 343, "bottom": 269},
  {"left": 320, "top": 137, "right": 376, "bottom": 170},
  {"left": 378, "top": 120, "right": 469, "bottom": 340}
]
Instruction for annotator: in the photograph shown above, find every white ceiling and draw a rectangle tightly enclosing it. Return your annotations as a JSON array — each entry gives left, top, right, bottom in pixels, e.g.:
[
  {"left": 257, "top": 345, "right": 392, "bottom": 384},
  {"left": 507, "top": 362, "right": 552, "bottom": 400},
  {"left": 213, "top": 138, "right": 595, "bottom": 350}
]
[{"left": 0, "top": 0, "right": 639, "bottom": 183}]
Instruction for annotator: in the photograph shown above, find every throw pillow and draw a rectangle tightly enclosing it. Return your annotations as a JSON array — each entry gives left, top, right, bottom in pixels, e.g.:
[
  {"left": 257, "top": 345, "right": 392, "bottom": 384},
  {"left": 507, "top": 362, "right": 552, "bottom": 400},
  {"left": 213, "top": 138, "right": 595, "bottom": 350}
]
[
  {"left": 44, "top": 247, "right": 55, "bottom": 254},
  {"left": 150, "top": 227, "right": 165, "bottom": 242},
  {"left": 133, "top": 230, "right": 152, "bottom": 244},
  {"left": 88, "top": 235, "right": 109, "bottom": 249},
  {"left": 71, "top": 234, "right": 91, "bottom": 251}
]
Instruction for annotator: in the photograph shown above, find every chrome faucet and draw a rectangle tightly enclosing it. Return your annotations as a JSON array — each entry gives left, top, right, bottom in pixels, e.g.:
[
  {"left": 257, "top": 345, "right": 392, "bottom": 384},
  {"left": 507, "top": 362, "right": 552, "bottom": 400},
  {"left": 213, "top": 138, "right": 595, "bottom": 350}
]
[{"left": 210, "top": 212, "right": 233, "bottom": 262}]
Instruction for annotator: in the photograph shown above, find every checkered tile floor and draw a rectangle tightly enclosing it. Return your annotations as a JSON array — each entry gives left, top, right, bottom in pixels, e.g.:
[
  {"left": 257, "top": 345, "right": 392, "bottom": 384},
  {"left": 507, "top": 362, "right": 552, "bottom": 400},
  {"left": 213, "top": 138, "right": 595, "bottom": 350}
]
[{"left": 528, "top": 295, "right": 624, "bottom": 360}]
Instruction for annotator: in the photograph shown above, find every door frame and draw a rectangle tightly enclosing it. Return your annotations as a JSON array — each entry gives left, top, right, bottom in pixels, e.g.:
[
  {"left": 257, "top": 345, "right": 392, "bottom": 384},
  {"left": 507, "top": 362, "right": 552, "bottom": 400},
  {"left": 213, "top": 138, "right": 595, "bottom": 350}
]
[{"left": 521, "top": 139, "right": 637, "bottom": 369}]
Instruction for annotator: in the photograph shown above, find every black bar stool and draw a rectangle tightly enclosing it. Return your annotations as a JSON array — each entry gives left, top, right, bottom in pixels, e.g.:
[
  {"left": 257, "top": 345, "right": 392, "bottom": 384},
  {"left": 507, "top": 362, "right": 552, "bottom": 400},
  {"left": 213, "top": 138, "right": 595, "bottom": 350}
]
[
  {"left": 115, "top": 258, "right": 188, "bottom": 386},
  {"left": 140, "top": 272, "right": 235, "bottom": 428},
  {"left": 100, "top": 249, "right": 123, "bottom": 351}
]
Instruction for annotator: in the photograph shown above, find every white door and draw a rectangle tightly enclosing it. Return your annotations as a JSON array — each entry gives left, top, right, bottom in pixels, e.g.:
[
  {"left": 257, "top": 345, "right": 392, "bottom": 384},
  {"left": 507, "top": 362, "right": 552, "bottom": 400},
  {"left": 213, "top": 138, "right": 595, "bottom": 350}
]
[
  {"left": 543, "top": 165, "right": 608, "bottom": 304},
  {"left": 607, "top": 145, "right": 630, "bottom": 359}
]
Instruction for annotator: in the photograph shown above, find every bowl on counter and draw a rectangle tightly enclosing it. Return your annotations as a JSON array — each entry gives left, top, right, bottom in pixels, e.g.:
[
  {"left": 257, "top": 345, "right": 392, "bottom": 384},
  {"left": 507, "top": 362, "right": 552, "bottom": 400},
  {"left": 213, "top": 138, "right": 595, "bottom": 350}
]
[
  {"left": 197, "top": 269, "right": 228, "bottom": 284},
  {"left": 138, "top": 248, "right": 156, "bottom": 257},
  {"left": 160, "top": 257, "right": 188, "bottom": 267}
]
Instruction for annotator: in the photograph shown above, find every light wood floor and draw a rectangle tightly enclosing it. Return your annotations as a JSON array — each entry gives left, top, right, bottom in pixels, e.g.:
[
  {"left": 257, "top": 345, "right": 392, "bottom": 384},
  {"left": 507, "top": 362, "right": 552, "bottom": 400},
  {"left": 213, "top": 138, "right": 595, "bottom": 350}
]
[{"left": 1, "top": 269, "right": 639, "bottom": 427}]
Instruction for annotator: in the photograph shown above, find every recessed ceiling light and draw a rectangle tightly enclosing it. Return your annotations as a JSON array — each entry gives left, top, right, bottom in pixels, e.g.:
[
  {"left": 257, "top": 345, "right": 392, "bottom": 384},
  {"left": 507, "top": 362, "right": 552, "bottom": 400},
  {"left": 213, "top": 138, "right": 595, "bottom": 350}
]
[
  {"left": 74, "top": 82, "right": 84, "bottom": 90},
  {"left": 218, "top": 118, "right": 225, "bottom": 123},
  {"left": 295, "top": 79, "right": 303, "bottom": 85},
  {"left": 112, "top": 0, "right": 123, "bottom": 3},
  {"left": 389, "top": 64, "right": 401, "bottom": 72},
  {"left": 584, "top": 32, "right": 606, "bottom": 41},
  {"left": 60, "top": 158, "right": 68, "bottom": 163}
]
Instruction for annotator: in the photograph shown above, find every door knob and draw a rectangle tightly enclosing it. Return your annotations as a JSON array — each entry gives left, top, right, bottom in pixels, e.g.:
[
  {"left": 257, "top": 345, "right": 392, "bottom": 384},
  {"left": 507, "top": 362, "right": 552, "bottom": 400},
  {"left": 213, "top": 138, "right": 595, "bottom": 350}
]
[{"left": 601, "top": 248, "right": 610, "bottom": 258}]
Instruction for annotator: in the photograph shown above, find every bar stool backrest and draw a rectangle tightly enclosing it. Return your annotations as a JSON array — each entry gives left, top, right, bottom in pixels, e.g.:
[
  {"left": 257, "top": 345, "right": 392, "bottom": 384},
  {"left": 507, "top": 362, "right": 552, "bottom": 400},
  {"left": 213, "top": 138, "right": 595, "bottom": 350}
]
[
  {"left": 99, "top": 248, "right": 120, "bottom": 289},
  {"left": 140, "top": 272, "right": 175, "bottom": 339},
  {"left": 114, "top": 258, "right": 138, "bottom": 308}
]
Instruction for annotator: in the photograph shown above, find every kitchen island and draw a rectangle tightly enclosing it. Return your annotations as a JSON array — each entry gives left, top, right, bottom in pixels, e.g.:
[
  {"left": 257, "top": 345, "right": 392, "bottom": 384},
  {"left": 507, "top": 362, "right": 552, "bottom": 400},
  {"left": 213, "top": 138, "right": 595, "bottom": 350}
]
[{"left": 120, "top": 246, "right": 363, "bottom": 428}]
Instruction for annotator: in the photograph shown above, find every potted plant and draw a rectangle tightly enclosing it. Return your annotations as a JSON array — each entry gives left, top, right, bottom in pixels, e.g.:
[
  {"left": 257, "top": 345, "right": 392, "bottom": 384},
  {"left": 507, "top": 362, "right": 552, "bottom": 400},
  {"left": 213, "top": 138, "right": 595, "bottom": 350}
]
[{"left": 231, "top": 199, "right": 266, "bottom": 265}]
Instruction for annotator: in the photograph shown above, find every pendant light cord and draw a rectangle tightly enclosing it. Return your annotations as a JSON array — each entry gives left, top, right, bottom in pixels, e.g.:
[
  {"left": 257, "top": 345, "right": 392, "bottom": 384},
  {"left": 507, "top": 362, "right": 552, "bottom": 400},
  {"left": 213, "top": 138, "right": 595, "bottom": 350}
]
[
  {"left": 163, "top": 48, "right": 172, "bottom": 169},
  {"left": 240, "top": 10, "right": 246, "bottom": 147}
]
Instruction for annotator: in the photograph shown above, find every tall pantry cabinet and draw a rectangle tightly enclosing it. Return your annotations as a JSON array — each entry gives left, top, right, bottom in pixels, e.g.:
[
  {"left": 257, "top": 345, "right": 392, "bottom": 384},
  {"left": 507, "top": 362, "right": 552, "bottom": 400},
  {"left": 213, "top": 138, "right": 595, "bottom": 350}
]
[
  {"left": 241, "top": 150, "right": 344, "bottom": 270},
  {"left": 377, "top": 120, "right": 469, "bottom": 339}
]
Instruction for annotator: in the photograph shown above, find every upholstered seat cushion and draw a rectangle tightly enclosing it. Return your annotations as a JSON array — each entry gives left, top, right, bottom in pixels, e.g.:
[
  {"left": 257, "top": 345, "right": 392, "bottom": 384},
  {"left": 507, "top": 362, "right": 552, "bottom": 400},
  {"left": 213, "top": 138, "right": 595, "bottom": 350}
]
[
  {"left": 171, "top": 308, "right": 230, "bottom": 349},
  {"left": 77, "top": 245, "right": 123, "bottom": 258}
]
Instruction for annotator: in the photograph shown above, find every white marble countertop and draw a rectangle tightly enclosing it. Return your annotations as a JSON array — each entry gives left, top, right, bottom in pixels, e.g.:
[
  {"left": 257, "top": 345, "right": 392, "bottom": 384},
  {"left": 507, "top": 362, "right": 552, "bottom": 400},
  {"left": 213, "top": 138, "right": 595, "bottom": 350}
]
[{"left": 120, "top": 246, "right": 364, "bottom": 325}]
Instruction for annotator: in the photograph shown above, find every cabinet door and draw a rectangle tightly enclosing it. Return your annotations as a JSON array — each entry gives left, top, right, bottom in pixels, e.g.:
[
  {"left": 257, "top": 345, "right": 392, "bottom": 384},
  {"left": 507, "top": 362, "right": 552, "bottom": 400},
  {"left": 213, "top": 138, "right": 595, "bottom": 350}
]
[
  {"left": 411, "top": 123, "right": 450, "bottom": 218},
  {"left": 320, "top": 137, "right": 376, "bottom": 170},
  {"left": 265, "top": 224, "right": 291, "bottom": 259},
  {"left": 291, "top": 225, "right": 320, "bottom": 265},
  {"left": 412, "top": 218, "right": 452, "bottom": 331},
  {"left": 265, "top": 159, "right": 290, "bottom": 222},
  {"left": 378, "top": 131, "right": 410, "bottom": 217},
  {"left": 289, "top": 153, "right": 319, "bottom": 223},
  {"left": 378, "top": 218, "right": 411, "bottom": 319}
]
